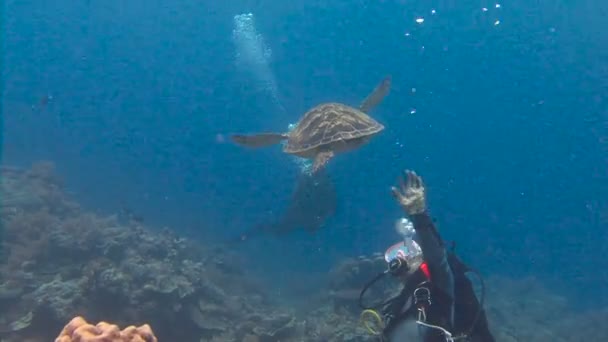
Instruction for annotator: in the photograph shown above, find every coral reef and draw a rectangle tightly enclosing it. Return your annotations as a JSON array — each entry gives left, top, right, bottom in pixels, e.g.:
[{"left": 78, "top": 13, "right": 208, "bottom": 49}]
[
  {"left": 0, "top": 161, "right": 607, "bottom": 342},
  {"left": 0, "top": 162, "right": 302, "bottom": 341},
  {"left": 55, "top": 316, "right": 157, "bottom": 342}
]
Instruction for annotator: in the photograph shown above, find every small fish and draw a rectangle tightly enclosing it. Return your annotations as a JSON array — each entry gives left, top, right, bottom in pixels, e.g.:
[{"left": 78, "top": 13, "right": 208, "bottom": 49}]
[{"left": 31, "top": 94, "right": 53, "bottom": 112}]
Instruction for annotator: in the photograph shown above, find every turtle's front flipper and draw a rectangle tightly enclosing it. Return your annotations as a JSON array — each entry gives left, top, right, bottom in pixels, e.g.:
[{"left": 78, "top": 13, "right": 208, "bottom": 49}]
[
  {"left": 359, "top": 75, "right": 392, "bottom": 113},
  {"left": 231, "top": 133, "right": 288, "bottom": 148},
  {"left": 312, "top": 151, "right": 334, "bottom": 173}
]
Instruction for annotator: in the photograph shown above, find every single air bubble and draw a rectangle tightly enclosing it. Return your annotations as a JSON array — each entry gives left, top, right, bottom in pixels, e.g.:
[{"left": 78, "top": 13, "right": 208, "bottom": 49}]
[
  {"left": 482, "top": 7, "right": 488, "bottom": 12},
  {"left": 431, "top": 9, "right": 436, "bottom": 15},
  {"left": 405, "top": 32, "right": 411, "bottom": 37},
  {"left": 415, "top": 17, "right": 424, "bottom": 24},
  {"left": 495, "top": 3, "right": 501, "bottom": 8},
  {"left": 494, "top": 20, "right": 500, "bottom": 26},
  {"left": 411, "top": 88, "right": 416, "bottom": 93},
  {"left": 410, "top": 109, "right": 417, "bottom": 114}
]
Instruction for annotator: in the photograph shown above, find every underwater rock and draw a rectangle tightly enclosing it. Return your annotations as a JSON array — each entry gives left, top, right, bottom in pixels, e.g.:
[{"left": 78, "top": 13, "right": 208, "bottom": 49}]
[
  {"left": 0, "top": 282, "right": 23, "bottom": 300},
  {"left": 251, "top": 313, "right": 296, "bottom": 341},
  {"left": 483, "top": 276, "right": 570, "bottom": 340},
  {"left": 241, "top": 334, "right": 260, "bottom": 342},
  {"left": 188, "top": 294, "right": 250, "bottom": 336},
  {"left": 0, "top": 311, "right": 33, "bottom": 334},
  {"left": 27, "top": 276, "right": 86, "bottom": 322},
  {"left": 328, "top": 288, "right": 362, "bottom": 313},
  {"left": 327, "top": 255, "right": 386, "bottom": 291},
  {"left": 326, "top": 254, "right": 398, "bottom": 317},
  {"left": 189, "top": 303, "right": 230, "bottom": 333},
  {"left": 301, "top": 307, "right": 372, "bottom": 342},
  {"left": 0, "top": 163, "right": 269, "bottom": 341},
  {"left": 142, "top": 274, "right": 194, "bottom": 299},
  {"left": 95, "top": 268, "right": 130, "bottom": 297}
]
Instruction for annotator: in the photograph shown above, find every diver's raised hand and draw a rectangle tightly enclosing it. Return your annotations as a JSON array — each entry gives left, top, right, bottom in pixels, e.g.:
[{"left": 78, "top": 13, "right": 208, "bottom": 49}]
[{"left": 391, "top": 170, "right": 426, "bottom": 216}]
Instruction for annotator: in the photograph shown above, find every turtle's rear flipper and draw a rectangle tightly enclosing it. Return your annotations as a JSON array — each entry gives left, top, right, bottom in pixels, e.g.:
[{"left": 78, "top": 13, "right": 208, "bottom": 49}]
[
  {"left": 312, "top": 151, "right": 334, "bottom": 173},
  {"left": 231, "top": 133, "right": 288, "bottom": 148},
  {"left": 359, "top": 75, "right": 392, "bottom": 113}
]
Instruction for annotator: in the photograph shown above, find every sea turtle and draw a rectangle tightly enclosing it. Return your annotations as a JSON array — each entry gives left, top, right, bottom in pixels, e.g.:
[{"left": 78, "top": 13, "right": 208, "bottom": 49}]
[{"left": 231, "top": 75, "right": 392, "bottom": 172}]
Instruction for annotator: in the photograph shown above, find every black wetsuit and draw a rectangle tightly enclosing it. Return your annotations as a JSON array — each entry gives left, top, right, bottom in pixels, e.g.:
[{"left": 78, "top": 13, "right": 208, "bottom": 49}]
[{"left": 382, "top": 212, "right": 495, "bottom": 342}]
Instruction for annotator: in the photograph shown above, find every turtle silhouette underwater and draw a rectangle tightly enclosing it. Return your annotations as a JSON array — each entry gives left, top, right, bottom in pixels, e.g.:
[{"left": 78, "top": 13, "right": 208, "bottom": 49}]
[
  {"left": 231, "top": 75, "right": 392, "bottom": 172},
  {"left": 230, "top": 168, "right": 337, "bottom": 242}
]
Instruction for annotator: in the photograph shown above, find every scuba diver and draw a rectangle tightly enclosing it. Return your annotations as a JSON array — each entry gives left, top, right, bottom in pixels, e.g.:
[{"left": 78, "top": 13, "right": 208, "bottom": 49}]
[{"left": 359, "top": 170, "right": 495, "bottom": 342}]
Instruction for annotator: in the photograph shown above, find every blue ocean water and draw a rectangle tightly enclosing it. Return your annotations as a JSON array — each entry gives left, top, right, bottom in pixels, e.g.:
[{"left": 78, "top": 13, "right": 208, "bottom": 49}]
[{"left": 2, "top": 0, "right": 606, "bottom": 312}]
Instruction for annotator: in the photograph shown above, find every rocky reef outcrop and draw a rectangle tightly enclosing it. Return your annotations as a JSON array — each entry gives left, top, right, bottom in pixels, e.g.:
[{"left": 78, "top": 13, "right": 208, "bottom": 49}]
[{"left": 0, "top": 162, "right": 302, "bottom": 341}]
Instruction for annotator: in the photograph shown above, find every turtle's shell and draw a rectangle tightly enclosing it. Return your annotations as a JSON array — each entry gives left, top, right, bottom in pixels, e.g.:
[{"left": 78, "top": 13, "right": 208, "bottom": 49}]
[{"left": 284, "top": 103, "right": 384, "bottom": 154}]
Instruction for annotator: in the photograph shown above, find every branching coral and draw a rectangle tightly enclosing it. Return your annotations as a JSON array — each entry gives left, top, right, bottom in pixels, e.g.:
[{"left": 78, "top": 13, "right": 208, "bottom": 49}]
[{"left": 55, "top": 316, "right": 157, "bottom": 342}]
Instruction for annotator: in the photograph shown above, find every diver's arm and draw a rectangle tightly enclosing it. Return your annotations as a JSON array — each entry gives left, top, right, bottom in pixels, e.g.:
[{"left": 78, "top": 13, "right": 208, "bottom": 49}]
[
  {"left": 410, "top": 211, "right": 444, "bottom": 265},
  {"left": 411, "top": 211, "right": 453, "bottom": 298},
  {"left": 391, "top": 170, "right": 454, "bottom": 300}
]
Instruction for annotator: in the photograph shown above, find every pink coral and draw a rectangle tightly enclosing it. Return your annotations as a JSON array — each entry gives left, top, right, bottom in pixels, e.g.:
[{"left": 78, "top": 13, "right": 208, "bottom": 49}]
[{"left": 55, "top": 317, "right": 158, "bottom": 342}]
